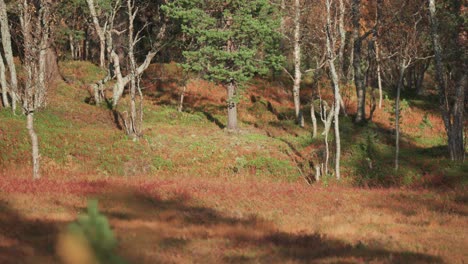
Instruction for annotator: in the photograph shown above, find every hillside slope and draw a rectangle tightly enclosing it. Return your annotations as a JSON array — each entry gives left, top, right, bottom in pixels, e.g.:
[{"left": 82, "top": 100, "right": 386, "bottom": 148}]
[{"left": 0, "top": 61, "right": 466, "bottom": 263}]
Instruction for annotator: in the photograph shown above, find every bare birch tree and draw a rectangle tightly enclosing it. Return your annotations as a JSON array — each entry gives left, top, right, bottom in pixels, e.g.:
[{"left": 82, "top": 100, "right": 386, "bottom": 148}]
[
  {"left": 19, "top": 0, "right": 51, "bottom": 179},
  {"left": 292, "top": 0, "right": 304, "bottom": 127},
  {"left": 86, "top": 0, "right": 108, "bottom": 68},
  {"left": 0, "top": 0, "right": 18, "bottom": 112},
  {"left": 0, "top": 51, "right": 8, "bottom": 108},
  {"left": 120, "top": 0, "right": 147, "bottom": 139},
  {"left": 325, "top": 0, "right": 342, "bottom": 179},
  {"left": 86, "top": 0, "right": 166, "bottom": 109}
]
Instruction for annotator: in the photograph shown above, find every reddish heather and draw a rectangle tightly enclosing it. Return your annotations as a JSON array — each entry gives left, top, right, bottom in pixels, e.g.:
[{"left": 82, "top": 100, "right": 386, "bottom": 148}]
[{"left": 0, "top": 175, "right": 466, "bottom": 263}]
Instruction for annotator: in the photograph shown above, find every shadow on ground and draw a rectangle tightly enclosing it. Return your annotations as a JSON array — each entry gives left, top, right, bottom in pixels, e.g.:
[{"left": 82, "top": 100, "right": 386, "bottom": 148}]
[{"left": 0, "top": 184, "right": 444, "bottom": 264}]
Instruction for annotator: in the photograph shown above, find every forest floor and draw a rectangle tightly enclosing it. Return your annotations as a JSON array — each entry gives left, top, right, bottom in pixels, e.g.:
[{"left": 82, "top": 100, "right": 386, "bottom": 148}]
[{"left": 0, "top": 61, "right": 466, "bottom": 263}]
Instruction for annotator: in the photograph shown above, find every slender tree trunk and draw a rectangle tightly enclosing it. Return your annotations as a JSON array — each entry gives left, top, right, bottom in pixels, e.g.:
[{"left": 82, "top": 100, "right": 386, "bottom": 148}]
[
  {"left": 320, "top": 103, "right": 334, "bottom": 176},
  {"left": 338, "top": 0, "right": 346, "bottom": 81},
  {"left": 376, "top": 40, "right": 383, "bottom": 108},
  {"left": 415, "top": 60, "right": 430, "bottom": 96},
  {"left": 227, "top": 82, "right": 238, "bottom": 130},
  {"left": 20, "top": 0, "right": 50, "bottom": 179},
  {"left": 326, "top": 0, "right": 341, "bottom": 179},
  {"left": 280, "top": 0, "right": 286, "bottom": 37},
  {"left": 449, "top": 73, "right": 466, "bottom": 160},
  {"left": 395, "top": 61, "right": 406, "bottom": 171},
  {"left": 69, "top": 34, "right": 75, "bottom": 60},
  {"left": 352, "top": 0, "right": 366, "bottom": 123},
  {"left": 0, "top": 0, "right": 18, "bottom": 113},
  {"left": 428, "top": 0, "right": 466, "bottom": 161},
  {"left": 124, "top": 0, "right": 143, "bottom": 139},
  {"left": 86, "top": 0, "right": 106, "bottom": 68},
  {"left": 0, "top": 52, "right": 10, "bottom": 108},
  {"left": 292, "top": 0, "right": 303, "bottom": 127},
  {"left": 347, "top": 37, "right": 355, "bottom": 81},
  {"left": 311, "top": 101, "right": 317, "bottom": 138},
  {"left": 375, "top": 0, "right": 383, "bottom": 108},
  {"left": 36, "top": 22, "right": 48, "bottom": 108},
  {"left": 85, "top": 29, "right": 90, "bottom": 61},
  {"left": 27, "top": 112, "right": 40, "bottom": 179},
  {"left": 178, "top": 84, "right": 187, "bottom": 112}
]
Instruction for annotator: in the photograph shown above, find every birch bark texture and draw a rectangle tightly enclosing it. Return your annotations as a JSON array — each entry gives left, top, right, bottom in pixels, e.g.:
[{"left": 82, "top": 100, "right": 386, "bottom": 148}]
[
  {"left": 292, "top": 0, "right": 304, "bottom": 127},
  {"left": 19, "top": 0, "right": 51, "bottom": 179},
  {"left": 325, "top": 0, "right": 342, "bottom": 180},
  {"left": 0, "top": 0, "right": 18, "bottom": 112},
  {"left": 86, "top": 0, "right": 107, "bottom": 68}
]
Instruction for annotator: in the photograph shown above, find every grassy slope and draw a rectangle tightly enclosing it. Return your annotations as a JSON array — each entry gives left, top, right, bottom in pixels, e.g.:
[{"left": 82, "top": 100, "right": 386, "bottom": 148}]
[{"left": 0, "top": 61, "right": 466, "bottom": 263}]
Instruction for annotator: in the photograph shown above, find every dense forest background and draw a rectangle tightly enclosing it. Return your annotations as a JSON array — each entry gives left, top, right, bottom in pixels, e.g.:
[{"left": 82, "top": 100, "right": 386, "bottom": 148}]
[
  {"left": 0, "top": 0, "right": 465, "bottom": 179},
  {"left": 0, "top": 0, "right": 466, "bottom": 263}
]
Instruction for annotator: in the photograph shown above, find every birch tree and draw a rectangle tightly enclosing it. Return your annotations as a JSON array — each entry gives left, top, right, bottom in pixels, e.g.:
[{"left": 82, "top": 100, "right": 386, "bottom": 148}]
[
  {"left": 291, "top": 0, "right": 304, "bottom": 127},
  {"left": 0, "top": 51, "right": 8, "bottom": 108},
  {"left": 86, "top": 0, "right": 109, "bottom": 68},
  {"left": 0, "top": 0, "right": 18, "bottom": 112},
  {"left": 325, "top": 0, "right": 342, "bottom": 179},
  {"left": 19, "top": 0, "right": 51, "bottom": 179},
  {"left": 120, "top": 0, "right": 146, "bottom": 138},
  {"left": 87, "top": 0, "right": 165, "bottom": 108},
  {"left": 428, "top": 0, "right": 466, "bottom": 161}
]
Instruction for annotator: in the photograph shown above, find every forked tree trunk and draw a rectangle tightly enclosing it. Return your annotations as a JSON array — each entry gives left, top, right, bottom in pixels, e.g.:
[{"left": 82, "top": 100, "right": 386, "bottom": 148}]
[
  {"left": 227, "top": 82, "right": 238, "bottom": 130},
  {"left": 376, "top": 40, "right": 383, "bottom": 108},
  {"left": 20, "top": 0, "right": 50, "bottom": 179},
  {"left": 27, "top": 112, "right": 40, "bottom": 179},
  {"left": 320, "top": 102, "right": 334, "bottom": 176},
  {"left": 111, "top": 51, "right": 156, "bottom": 108},
  {"left": 124, "top": 0, "right": 143, "bottom": 139}
]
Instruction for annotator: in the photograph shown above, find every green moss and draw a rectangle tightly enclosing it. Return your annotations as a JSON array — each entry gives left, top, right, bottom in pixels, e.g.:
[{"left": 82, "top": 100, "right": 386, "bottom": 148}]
[{"left": 245, "top": 156, "right": 298, "bottom": 182}]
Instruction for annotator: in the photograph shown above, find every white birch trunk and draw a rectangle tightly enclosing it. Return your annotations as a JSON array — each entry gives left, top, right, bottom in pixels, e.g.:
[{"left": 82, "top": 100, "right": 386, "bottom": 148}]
[
  {"left": 86, "top": 0, "right": 106, "bottom": 68},
  {"left": 292, "top": 0, "right": 303, "bottom": 127},
  {"left": 310, "top": 101, "right": 317, "bottom": 138},
  {"left": 111, "top": 51, "right": 156, "bottom": 108},
  {"left": 376, "top": 40, "right": 383, "bottom": 108},
  {"left": 338, "top": 0, "right": 346, "bottom": 80},
  {"left": 0, "top": 52, "right": 9, "bottom": 108},
  {"left": 326, "top": 0, "right": 342, "bottom": 179},
  {"left": 27, "top": 112, "right": 40, "bottom": 179},
  {"left": 69, "top": 34, "right": 75, "bottom": 60},
  {"left": 0, "top": 0, "right": 18, "bottom": 112}
]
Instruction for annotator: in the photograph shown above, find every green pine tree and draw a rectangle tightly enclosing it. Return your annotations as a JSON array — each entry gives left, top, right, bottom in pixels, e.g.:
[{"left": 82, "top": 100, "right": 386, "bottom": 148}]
[
  {"left": 163, "top": 0, "right": 283, "bottom": 130},
  {"left": 67, "top": 200, "right": 126, "bottom": 264}
]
